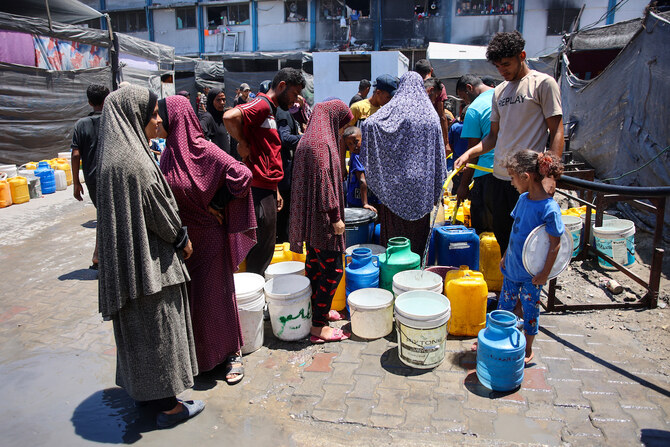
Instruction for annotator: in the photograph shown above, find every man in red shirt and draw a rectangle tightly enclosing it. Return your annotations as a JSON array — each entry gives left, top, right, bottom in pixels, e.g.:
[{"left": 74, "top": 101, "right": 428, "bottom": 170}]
[{"left": 224, "top": 68, "right": 306, "bottom": 274}]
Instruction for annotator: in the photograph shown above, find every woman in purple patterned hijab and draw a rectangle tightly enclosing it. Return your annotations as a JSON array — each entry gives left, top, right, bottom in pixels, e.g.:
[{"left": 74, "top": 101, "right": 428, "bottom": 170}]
[{"left": 359, "top": 71, "right": 447, "bottom": 253}]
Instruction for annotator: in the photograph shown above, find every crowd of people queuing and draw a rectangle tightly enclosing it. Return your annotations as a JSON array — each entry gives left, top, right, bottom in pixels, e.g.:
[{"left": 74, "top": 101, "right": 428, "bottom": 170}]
[{"left": 75, "top": 30, "right": 564, "bottom": 428}]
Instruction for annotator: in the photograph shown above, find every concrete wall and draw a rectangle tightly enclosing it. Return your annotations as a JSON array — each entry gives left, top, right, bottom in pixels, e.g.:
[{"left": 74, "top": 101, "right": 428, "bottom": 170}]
[
  {"left": 257, "top": 0, "right": 310, "bottom": 51},
  {"left": 153, "top": 9, "right": 199, "bottom": 55},
  {"left": 313, "top": 51, "right": 408, "bottom": 104},
  {"left": 448, "top": 0, "right": 648, "bottom": 57}
]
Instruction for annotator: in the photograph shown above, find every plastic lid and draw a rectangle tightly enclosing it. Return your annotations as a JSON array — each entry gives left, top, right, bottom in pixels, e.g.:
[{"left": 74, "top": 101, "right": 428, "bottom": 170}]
[
  {"left": 344, "top": 207, "right": 377, "bottom": 225},
  {"left": 522, "top": 224, "right": 573, "bottom": 279},
  {"left": 347, "top": 288, "right": 394, "bottom": 310},
  {"left": 393, "top": 270, "right": 442, "bottom": 290},
  {"left": 264, "top": 274, "right": 311, "bottom": 298},
  {"left": 594, "top": 219, "right": 635, "bottom": 233},
  {"left": 265, "top": 261, "right": 305, "bottom": 276},
  {"left": 394, "top": 291, "right": 450, "bottom": 320},
  {"left": 233, "top": 272, "right": 265, "bottom": 296}
]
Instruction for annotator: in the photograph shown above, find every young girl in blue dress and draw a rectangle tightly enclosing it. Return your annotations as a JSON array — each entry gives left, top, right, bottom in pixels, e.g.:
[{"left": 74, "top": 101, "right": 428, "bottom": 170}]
[{"left": 499, "top": 150, "right": 565, "bottom": 364}]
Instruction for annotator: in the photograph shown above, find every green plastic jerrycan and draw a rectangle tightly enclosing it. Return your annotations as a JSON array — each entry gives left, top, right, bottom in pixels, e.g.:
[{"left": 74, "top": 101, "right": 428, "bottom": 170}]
[{"left": 378, "top": 237, "right": 421, "bottom": 291}]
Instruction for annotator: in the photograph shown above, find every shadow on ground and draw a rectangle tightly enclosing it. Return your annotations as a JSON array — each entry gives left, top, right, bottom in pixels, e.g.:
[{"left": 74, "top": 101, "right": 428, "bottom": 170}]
[
  {"left": 81, "top": 220, "right": 97, "bottom": 229},
  {"left": 59, "top": 268, "right": 98, "bottom": 281},
  {"left": 71, "top": 387, "right": 157, "bottom": 444}
]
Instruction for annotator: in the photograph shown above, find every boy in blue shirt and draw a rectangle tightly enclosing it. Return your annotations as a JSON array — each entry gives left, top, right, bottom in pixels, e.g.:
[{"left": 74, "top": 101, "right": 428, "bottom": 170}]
[{"left": 344, "top": 126, "right": 378, "bottom": 212}]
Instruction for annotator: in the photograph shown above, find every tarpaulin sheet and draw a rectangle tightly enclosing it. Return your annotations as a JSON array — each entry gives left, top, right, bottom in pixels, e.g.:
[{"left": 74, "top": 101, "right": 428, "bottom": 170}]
[
  {"left": 0, "top": 12, "right": 111, "bottom": 48},
  {"left": 116, "top": 33, "right": 174, "bottom": 68},
  {"left": 561, "top": 11, "right": 670, "bottom": 221},
  {"left": 194, "top": 60, "right": 225, "bottom": 91},
  {"left": 0, "top": 0, "right": 102, "bottom": 25},
  {"left": 0, "top": 63, "right": 113, "bottom": 164}
]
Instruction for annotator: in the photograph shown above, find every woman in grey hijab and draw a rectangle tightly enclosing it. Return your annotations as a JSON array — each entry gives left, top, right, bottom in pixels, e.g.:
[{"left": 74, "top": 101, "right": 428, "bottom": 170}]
[{"left": 96, "top": 85, "right": 204, "bottom": 428}]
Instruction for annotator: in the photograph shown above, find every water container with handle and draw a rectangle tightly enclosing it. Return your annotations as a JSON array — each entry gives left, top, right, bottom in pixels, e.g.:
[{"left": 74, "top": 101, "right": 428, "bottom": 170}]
[
  {"left": 479, "top": 232, "right": 503, "bottom": 292},
  {"left": 446, "top": 275, "right": 488, "bottom": 336},
  {"left": 378, "top": 237, "right": 421, "bottom": 291},
  {"left": 330, "top": 254, "right": 347, "bottom": 312},
  {"left": 271, "top": 242, "right": 294, "bottom": 264},
  {"left": 345, "top": 247, "right": 380, "bottom": 296},
  {"left": 476, "top": 310, "right": 526, "bottom": 391},
  {"left": 34, "top": 161, "right": 56, "bottom": 194},
  {"left": 435, "top": 225, "right": 480, "bottom": 270},
  {"left": 0, "top": 173, "right": 12, "bottom": 208},
  {"left": 443, "top": 265, "right": 484, "bottom": 295},
  {"left": 8, "top": 176, "right": 30, "bottom": 204},
  {"left": 54, "top": 160, "right": 73, "bottom": 186},
  {"left": 54, "top": 169, "right": 67, "bottom": 191}
]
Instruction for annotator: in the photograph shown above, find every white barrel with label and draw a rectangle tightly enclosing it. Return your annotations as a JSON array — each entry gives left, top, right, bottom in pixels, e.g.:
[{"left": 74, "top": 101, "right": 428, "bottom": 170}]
[
  {"left": 392, "top": 269, "right": 443, "bottom": 297},
  {"left": 234, "top": 273, "right": 266, "bottom": 354},
  {"left": 347, "top": 288, "right": 394, "bottom": 339},
  {"left": 561, "top": 215, "right": 583, "bottom": 257},
  {"left": 395, "top": 291, "right": 451, "bottom": 369},
  {"left": 264, "top": 274, "right": 312, "bottom": 341},
  {"left": 264, "top": 261, "right": 305, "bottom": 281},
  {"left": 593, "top": 219, "right": 636, "bottom": 268}
]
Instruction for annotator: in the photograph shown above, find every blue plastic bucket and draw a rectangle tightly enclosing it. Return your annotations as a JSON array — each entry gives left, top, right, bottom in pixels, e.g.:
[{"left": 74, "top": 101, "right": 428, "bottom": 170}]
[{"left": 593, "top": 219, "right": 635, "bottom": 268}]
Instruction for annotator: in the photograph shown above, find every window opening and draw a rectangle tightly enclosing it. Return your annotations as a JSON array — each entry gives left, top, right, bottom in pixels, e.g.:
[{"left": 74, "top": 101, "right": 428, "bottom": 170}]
[{"left": 176, "top": 7, "right": 197, "bottom": 29}]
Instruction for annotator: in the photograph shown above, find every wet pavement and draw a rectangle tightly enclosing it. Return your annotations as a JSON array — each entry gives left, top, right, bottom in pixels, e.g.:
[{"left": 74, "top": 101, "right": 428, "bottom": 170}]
[{"left": 1, "top": 187, "right": 670, "bottom": 446}]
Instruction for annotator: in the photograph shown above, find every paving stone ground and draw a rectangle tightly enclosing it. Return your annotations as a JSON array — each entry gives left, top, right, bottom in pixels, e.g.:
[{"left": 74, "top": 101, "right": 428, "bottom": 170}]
[{"left": 1, "top": 188, "right": 669, "bottom": 446}]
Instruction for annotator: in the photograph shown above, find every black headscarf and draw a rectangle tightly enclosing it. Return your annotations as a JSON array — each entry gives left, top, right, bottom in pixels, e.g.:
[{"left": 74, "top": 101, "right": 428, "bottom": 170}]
[
  {"left": 206, "top": 88, "right": 224, "bottom": 124},
  {"left": 157, "top": 98, "right": 169, "bottom": 132},
  {"left": 144, "top": 91, "right": 158, "bottom": 128}
]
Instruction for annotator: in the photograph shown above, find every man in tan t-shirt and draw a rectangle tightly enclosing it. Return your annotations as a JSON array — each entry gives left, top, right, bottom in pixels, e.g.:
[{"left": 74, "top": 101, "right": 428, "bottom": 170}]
[{"left": 455, "top": 31, "right": 564, "bottom": 253}]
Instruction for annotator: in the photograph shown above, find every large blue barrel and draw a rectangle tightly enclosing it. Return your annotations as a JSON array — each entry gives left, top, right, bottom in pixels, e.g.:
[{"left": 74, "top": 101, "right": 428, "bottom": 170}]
[
  {"left": 345, "top": 248, "right": 379, "bottom": 296},
  {"left": 435, "top": 225, "right": 480, "bottom": 270},
  {"left": 344, "top": 208, "right": 377, "bottom": 248},
  {"left": 476, "top": 310, "right": 526, "bottom": 391},
  {"left": 34, "top": 161, "right": 56, "bottom": 194}
]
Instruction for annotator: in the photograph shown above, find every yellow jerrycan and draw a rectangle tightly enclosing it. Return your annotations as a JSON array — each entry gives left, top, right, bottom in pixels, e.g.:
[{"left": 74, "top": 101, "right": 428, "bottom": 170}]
[
  {"left": 330, "top": 254, "right": 347, "bottom": 312},
  {"left": 446, "top": 275, "right": 488, "bottom": 336},
  {"left": 271, "top": 242, "right": 294, "bottom": 264},
  {"left": 479, "top": 233, "right": 503, "bottom": 292},
  {"left": 0, "top": 174, "right": 12, "bottom": 207},
  {"left": 443, "top": 265, "right": 484, "bottom": 295},
  {"left": 8, "top": 176, "right": 30, "bottom": 204}
]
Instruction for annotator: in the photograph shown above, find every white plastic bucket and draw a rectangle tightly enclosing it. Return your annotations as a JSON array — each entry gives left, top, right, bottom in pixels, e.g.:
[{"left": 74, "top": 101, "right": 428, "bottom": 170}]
[
  {"left": 392, "top": 270, "right": 443, "bottom": 297},
  {"left": 593, "top": 219, "right": 635, "bottom": 268},
  {"left": 264, "top": 261, "right": 305, "bottom": 281},
  {"left": 18, "top": 169, "right": 36, "bottom": 180},
  {"left": 234, "top": 273, "right": 266, "bottom": 354},
  {"left": 561, "top": 215, "right": 583, "bottom": 257},
  {"left": 55, "top": 169, "right": 67, "bottom": 191},
  {"left": 347, "top": 288, "right": 394, "bottom": 339},
  {"left": 0, "top": 164, "right": 17, "bottom": 178},
  {"left": 394, "top": 290, "right": 451, "bottom": 369},
  {"left": 580, "top": 212, "right": 616, "bottom": 245},
  {"left": 264, "top": 274, "right": 312, "bottom": 341}
]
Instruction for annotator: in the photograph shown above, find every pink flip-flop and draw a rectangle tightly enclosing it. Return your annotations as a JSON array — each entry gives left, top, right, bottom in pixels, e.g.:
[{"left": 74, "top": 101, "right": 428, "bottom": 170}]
[
  {"left": 326, "top": 309, "right": 345, "bottom": 321},
  {"left": 310, "top": 328, "right": 351, "bottom": 344}
]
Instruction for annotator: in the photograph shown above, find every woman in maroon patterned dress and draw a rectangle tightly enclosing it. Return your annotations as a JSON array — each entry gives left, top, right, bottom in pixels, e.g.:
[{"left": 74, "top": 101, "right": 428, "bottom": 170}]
[
  {"left": 289, "top": 99, "right": 353, "bottom": 343},
  {"left": 159, "top": 95, "right": 256, "bottom": 383}
]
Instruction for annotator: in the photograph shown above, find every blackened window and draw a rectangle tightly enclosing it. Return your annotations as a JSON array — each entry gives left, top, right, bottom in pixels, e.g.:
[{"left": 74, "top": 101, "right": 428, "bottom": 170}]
[
  {"left": 109, "top": 10, "right": 148, "bottom": 33},
  {"left": 547, "top": 7, "right": 580, "bottom": 35},
  {"left": 207, "top": 4, "right": 250, "bottom": 28},
  {"left": 456, "top": 1, "right": 514, "bottom": 16},
  {"left": 339, "top": 54, "right": 371, "bottom": 82},
  {"left": 176, "top": 7, "right": 197, "bottom": 29}
]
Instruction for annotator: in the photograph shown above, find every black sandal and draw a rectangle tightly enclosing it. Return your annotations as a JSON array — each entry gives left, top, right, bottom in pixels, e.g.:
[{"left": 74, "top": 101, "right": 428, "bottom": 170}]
[{"left": 224, "top": 354, "right": 244, "bottom": 385}]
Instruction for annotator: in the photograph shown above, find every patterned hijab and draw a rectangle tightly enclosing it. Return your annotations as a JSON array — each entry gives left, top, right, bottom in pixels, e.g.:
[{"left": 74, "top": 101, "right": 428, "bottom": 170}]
[
  {"left": 159, "top": 95, "right": 256, "bottom": 270},
  {"left": 96, "top": 85, "right": 187, "bottom": 318},
  {"left": 289, "top": 100, "right": 353, "bottom": 253},
  {"left": 360, "top": 71, "right": 446, "bottom": 221}
]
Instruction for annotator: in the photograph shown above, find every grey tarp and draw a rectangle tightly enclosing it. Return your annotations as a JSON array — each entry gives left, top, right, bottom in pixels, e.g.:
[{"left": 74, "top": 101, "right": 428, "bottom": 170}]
[
  {"left": 0, "top": 0, "right": 102, "bottom": 25},
  {"left": 0, "top": 11, "right": 113, "bottom": 164},
  {"left": 0, "top": 63, "right": 113, "bottom": 164},
  {"left": 194, "top": 60, "right": 226, "bottom": 91},
  {"left": 561, "top": 11, "right": 670, "bottom": 222},
  {"left": 116, "top": 33, "right": 175, "bottom": 97}
]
